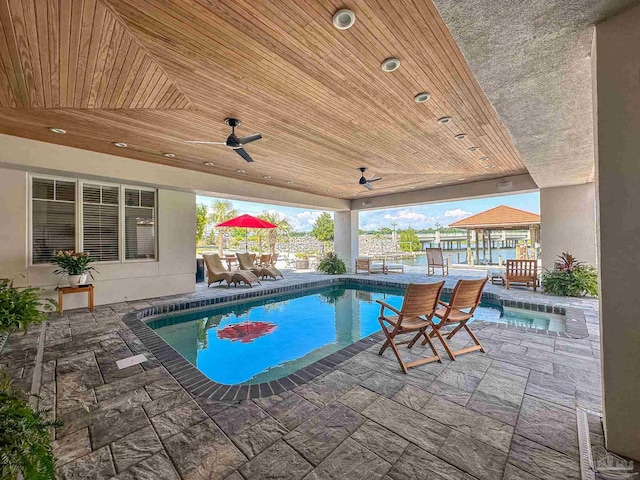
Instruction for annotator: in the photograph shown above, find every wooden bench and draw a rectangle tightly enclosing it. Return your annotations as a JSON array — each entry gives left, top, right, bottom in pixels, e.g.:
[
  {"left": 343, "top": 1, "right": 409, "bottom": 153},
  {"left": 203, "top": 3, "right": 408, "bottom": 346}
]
[{"left": 505, "top": 259, "right": 538, "bottom": 291}]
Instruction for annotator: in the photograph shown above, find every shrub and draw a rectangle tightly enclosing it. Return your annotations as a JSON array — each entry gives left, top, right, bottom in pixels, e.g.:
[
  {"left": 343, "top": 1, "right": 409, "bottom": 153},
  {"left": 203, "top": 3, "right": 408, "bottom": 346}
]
[
  {"left": 0, "top": 371, "right": 61, "bottom": 479},
  {"left": 541, "top": 252, "right": 598, "bottom": 297},
  {"left": 317, "top": 253, "right": 347, "bottom": 275},
  {"left": 0, "top": 279, "right": 56, "bottom": 334}
]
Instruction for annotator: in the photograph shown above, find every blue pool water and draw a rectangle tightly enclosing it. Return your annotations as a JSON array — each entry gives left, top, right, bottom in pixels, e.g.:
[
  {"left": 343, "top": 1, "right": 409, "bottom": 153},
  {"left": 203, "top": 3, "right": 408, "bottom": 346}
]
[{"left": 148, "top": 283, "right": 563, "bottom": 385}]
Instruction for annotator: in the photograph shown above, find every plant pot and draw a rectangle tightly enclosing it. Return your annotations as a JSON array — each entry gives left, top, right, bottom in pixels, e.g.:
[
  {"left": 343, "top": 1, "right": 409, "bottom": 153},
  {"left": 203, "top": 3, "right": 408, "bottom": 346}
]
[
  {"left": 295, "top": 259, "right": 309, "bottom": 270},
  {"left": 68, "top": 273, "right": 88, "bottom": 288}
]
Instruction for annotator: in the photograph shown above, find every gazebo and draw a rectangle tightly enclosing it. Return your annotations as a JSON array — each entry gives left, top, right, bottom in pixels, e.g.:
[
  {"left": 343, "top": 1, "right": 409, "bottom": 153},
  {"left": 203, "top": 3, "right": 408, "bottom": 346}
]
[{"left": 449, "top": 205, "right": 540, "bottom": 265}]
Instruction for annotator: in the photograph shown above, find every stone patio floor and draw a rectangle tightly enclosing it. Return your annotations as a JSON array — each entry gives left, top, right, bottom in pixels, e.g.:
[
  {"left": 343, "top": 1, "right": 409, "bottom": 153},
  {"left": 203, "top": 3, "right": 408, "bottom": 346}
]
[{"left": 1, "top": 269, "right": 604, "bottom": 480}]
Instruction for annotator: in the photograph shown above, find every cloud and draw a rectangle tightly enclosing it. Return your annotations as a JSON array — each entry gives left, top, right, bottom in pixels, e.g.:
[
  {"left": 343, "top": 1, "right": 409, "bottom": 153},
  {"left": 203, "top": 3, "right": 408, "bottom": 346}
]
[
  {"left": 443, "top": 208, "right": 471, "bottom": 218},
  {"left": 287, "top": 210, "right": 325, "bottom": 232}
]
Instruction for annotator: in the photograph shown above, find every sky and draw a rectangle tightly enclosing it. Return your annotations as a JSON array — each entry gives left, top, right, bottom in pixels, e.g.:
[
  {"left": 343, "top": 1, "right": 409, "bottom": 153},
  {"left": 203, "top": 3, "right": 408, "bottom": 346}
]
[{"left": 197, "top": 192, "right": 540, "bottom": 232}]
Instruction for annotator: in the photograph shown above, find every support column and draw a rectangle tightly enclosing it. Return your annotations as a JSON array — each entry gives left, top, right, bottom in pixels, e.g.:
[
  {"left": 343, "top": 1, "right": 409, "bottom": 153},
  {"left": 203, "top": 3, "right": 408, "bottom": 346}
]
[
  {"left": 540, "top": 184, "right": 597, "bottom": 271},
  {"left": 596, "top": 5, "right": 640, "bottom": 460},
  {"left": 334, "top": 211, "right": 359, "bottom": 272}
]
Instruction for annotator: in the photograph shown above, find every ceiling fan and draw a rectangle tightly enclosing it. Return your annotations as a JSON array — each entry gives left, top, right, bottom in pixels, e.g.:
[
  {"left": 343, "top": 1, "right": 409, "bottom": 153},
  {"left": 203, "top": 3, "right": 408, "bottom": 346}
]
[
  {"left": 357, "top": 167, "right": 382, "bottom": 190},
  {"left": 185, "top": 118, "right": 262, "bottom": 163}
]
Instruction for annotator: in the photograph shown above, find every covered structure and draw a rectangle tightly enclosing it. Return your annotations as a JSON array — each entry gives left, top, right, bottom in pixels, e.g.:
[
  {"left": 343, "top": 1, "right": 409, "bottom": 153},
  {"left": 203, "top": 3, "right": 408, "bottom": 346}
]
[{"left": 449, "top": 205, "right": 540, "bottom": 265}]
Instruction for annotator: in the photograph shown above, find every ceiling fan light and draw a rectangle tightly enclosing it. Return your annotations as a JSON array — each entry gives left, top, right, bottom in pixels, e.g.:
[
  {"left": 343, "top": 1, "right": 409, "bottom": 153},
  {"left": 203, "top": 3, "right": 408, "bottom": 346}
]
[
  {"left": 333, "top": 9, "right": 356, "bottom": 30},
  {"left": 381, "top": 58, "right": 400, "bottom": 72}
]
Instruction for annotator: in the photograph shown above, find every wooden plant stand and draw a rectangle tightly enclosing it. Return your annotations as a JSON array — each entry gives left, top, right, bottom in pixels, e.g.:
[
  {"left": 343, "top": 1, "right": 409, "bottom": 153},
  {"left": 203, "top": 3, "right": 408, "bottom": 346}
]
[{"left": 56, "top": 285, "right": 94, "bottom": 314}]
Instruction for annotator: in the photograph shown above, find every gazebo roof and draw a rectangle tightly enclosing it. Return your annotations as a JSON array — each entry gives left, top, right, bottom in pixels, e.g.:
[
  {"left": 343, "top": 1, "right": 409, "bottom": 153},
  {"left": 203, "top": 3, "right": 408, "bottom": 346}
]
[{"left": 449, "top": 205, "right": 540, "bottom": 229}]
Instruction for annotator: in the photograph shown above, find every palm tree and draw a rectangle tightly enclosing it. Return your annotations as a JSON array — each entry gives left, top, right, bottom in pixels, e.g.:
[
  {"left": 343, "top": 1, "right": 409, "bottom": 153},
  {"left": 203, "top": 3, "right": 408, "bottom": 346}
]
[
  {"left": 209, "top": 200, "right": 238, "bottom": 256},
  {"left": 259, "top": 211, "right": 291, "bottom": 257}
]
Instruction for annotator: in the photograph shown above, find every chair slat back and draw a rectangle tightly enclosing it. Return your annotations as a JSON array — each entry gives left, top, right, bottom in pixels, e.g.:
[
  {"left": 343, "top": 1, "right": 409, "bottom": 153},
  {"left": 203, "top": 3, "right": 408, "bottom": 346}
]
[
  {"left": 425, "top": 248, "right": 444, "bottom": 266},
  {"left": 203, "top": 253, "right": 226, "bottom": 274},
  {"left": 448, "top": 277, "right": 488, "bottom": 311},
  {"left": 259, "top": 254, "right": 271, "bottom": 265},
  {"left": 506, "top": 259, "right": 537, "bottom": 278},
  {"left": 401, "top": 282, "right": 445, "bottom": 319},
  {"left": 355, "top": 257, "right": 370, "bottom": 270},
  {"left": 236, "top": 252, "right": 254, "bottom": 270}
]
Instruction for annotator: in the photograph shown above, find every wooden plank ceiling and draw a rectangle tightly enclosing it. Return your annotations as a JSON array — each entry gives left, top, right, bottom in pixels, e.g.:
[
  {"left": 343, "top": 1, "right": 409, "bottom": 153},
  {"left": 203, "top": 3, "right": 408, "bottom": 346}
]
[{"left": 0, "top": 0, "right": 527, "bottom": 199}]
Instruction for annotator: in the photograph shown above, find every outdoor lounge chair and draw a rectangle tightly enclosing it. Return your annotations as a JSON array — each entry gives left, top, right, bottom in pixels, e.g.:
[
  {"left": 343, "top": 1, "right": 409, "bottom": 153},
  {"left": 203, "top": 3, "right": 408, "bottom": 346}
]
[
  {"left": 237, "top": 252, "right": 283, "bottom": 280},
  {"left": 270, "top": 253, "right": 279, "bottom": 266},
  {"left": 427, "top": 277, "right": 488, "bottom": 360},
  {"left": 355, "top": 257, "right": 385, "bottom": 274},
  {"left": 505, "top": 259, "right": 538, "bottom": 291},
  {"left": 231, "top": 270, "right": 261, "bottom": 288},
  {"left": 203, "top": 254, "right": 234, "bottom": 287},
  {"left": 377, "top": 282, "right": 445, "bottom": 373},
  {"left": 425, "top": 247, "right": 449, "bottom": 276}
]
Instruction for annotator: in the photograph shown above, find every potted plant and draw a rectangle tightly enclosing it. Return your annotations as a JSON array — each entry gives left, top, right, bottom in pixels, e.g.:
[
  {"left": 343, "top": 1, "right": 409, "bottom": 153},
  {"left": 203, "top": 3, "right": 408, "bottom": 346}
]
[
  {"left": 295, "top": 252, "right": 310, "bottom": 270},
  {"left": 541, "top": 252, "right": 598, "bottom": 297},
  {"left": 52, "top": 251, "right": 97, "bottom": 288},
  {"left": 317, "top": 252, "right": 347, "bottom": 275},
  {"left": 0, "top": 278, "right": 56, "bottom": 336}
]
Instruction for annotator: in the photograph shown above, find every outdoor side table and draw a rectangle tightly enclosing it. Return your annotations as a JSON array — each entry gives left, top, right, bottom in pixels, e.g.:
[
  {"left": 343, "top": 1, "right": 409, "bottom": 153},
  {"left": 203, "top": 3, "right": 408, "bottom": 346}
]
[{"left": 56, "top": 285, "right": 94, "bottom": 314}]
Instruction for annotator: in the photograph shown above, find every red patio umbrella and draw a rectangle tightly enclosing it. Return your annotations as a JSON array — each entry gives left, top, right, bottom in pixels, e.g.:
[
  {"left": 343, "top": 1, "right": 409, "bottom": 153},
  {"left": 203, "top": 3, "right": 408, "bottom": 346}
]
[
  {"left": 216, "top": 214, "right": 277, "bottom": 251},
  {"left": 216, "top": 321, "right": 277, "bottom": 343}
]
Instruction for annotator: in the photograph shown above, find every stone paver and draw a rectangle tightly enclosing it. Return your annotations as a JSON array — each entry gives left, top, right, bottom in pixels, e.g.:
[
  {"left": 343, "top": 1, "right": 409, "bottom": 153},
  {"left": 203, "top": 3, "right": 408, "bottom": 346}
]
[{"left": 0, "top": 270, "right": 601, "bottom": 480}]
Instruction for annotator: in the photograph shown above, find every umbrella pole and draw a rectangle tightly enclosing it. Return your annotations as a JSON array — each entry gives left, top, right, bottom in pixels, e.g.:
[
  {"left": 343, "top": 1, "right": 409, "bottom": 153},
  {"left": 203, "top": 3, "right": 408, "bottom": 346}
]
[{"left": 245, "top": 227, "right": 248, "bottom": 251}]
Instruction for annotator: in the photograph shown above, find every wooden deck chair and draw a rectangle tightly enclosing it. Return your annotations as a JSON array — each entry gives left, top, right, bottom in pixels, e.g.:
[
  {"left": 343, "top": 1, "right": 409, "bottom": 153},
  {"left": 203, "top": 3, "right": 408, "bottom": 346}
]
[
  {"left": 258, "top": 254, "right": 271, "bottom": 266},
  {"left": 505, "top": 259, "right": 538, "bottom": 291},
  {"left": 236, "top": 252, "right": 266, "bottom": 277},
  {"left": 270, "top": 253, "right": 279, "bottom": 266},
  {"left": 425, "top": 247, "right": 449, "bottom": 276},
  {"left": 428, "top": 277, "right": 488, "bottom": 360},
  {"left": 203, "top": 254, "right": 233, "bottom": 288},
  {"left": 355, "top": 257, "right": 385, "bottom": 275},
  {"left": 377, "top": 282, "right": 445, "bottom": 373}
]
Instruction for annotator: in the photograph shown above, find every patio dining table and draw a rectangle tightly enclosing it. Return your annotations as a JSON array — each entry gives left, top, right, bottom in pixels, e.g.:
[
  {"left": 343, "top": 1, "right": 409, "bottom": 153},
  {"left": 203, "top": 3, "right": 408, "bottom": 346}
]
[{"left": 224, "top": 255, "right": 238, "bottom": 271}]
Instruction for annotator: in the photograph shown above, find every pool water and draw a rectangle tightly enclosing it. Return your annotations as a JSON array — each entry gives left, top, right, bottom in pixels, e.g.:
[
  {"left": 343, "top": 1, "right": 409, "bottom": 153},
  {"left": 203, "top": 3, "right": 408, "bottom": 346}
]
[{"left": 148, "top": 283, "right": 563, "bottom": 385}]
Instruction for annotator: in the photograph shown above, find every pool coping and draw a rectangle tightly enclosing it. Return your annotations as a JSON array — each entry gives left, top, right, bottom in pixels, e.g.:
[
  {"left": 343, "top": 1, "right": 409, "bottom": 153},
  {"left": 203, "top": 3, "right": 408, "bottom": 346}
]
[{"left": 122, "top": 277, "right": 589, "bottom": 401}]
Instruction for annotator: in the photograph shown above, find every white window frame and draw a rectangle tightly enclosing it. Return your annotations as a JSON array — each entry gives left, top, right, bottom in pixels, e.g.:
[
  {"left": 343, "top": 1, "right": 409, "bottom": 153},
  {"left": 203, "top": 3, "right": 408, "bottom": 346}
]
[
  {"left": 121, "top": 185, "right": 158, "bottom": 263},
  {"left": 28, "top": 174, "right": 158, "bottom": 266}
]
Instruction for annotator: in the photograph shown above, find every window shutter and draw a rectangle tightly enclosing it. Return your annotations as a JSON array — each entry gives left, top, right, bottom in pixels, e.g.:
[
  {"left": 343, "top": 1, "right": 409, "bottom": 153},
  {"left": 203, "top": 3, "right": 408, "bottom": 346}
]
[
  {"left": 32, "top": 178, "right": 76, "bottom": 264},
  {"left": 82, "top": 184, "right": 119, "bottom": 261}
]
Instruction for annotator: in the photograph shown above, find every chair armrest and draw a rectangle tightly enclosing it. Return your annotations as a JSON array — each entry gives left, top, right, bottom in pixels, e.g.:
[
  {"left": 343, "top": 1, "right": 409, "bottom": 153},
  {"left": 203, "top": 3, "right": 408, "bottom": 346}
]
[
  {"left": 376, "top": 299, "right": 401, "bottom": 315},
  {"left": 444, "top": 257, "right": 449, "bottom": 266}
]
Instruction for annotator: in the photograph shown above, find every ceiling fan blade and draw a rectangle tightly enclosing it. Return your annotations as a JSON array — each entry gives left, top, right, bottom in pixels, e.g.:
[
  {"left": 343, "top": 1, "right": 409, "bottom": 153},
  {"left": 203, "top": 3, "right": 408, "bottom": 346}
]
[
  {"left": 238, "top": 133, "right": 262, "bottom": 145},
  {"left": 185, "top": 140, "right": 226, "bottom": 145},
  {"left": 363, "top": 182, "right": 373, "bottom": 190},
  {"left": 234, "top": 147, "right": 254, "bottom": 163},
  {"left": 367, "top": 177, "right": 382, "bottom": 182}
]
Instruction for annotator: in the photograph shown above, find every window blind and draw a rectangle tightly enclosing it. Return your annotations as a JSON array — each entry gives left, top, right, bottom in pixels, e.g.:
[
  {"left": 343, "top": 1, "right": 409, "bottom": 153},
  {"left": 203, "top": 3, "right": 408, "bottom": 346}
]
[
  {"left": 82, "top": 184, "right": 119, "bottom": 262},
  {"left": 32, "top": 178, "right": 76, "bottom": 264}
]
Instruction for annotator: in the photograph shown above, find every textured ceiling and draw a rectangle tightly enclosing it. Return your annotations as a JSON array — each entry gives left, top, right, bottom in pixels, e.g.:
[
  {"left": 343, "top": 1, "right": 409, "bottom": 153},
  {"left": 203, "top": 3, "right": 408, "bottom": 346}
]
[{"left": 432, "top": 0, "right": 640, "bottom": 188}]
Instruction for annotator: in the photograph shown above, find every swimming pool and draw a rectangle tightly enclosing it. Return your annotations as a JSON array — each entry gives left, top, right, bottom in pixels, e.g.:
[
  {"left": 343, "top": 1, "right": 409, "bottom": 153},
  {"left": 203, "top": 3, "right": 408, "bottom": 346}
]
[{"left": 148, "top": 283, "right": 563, "bottom": 385}]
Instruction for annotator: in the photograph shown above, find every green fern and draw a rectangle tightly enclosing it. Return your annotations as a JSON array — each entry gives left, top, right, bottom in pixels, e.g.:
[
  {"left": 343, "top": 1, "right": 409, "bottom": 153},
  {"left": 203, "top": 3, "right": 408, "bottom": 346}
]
[{"left": 0, "top": 279, "right": 56, "bottom": 334}]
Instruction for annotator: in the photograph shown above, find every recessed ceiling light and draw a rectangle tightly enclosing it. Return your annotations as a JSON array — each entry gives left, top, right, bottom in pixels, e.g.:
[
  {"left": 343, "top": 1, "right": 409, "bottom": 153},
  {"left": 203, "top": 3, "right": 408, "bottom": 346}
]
[
  {"left": 262, "top": 175, "right": 271, "bottom": 179},
  {"left": 468, "top": 147, "right": 478, "bottom": 152},
  {"left": 479, "top": 157, "right": 489, "bottom": 161},
  {"left": 435, "top": 181, "right": 443, "bottom": 185},
  {"left": 332, "top": 9, "right": 356, "bottom": 30},
  {"left": 454, "top": 133, "right": 467, "bottom": 140},
  {"left": 203, "top": 162, "right": 214, "bottom": 167},
  {"left": 113, "top": 142, "right": 127, "bottom": 148},
  {"left": 486, "top": 164, "right": 495, "bottom": 168},
  {"left": 414, "top": 92, "right": 431, "bottom": 103},
  {"left": 458, "top": 178, "right": 466, "bottom": 181},
  {"left": 236, "top": 169, "right": 246, "bottom": 174},
  {"left": 306, "top": 185, "right": 312, "bottom": 188},
  {"left": 163, "top": 153, "right": 176, "bottom": 158},
  {"left": 381, "top": 58, "right": 401, "bottom": 72},
  {"left": 437, "top": 117, "right": 452, "bottom": 124},
  {"left": 324, "top": 189, "right": 330, "bottom": 192},
  {"left": 49, "top": 127, "right": 66, "bottom": 134},
  {"left": 286, "top": 180, "right": 294, "bottom": 184}
]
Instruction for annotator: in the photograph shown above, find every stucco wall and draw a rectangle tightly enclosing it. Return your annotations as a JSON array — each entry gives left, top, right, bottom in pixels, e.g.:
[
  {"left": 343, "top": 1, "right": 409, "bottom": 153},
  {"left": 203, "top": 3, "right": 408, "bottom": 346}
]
[
  {"left": 540, "top": 183, "right": 597, "bottom": 271},
  {"left": 595, "top": 3, "right": 640, "bottom": 460},
  {"left": 0, "top": 167, "right": 196, "bottom": 309}
]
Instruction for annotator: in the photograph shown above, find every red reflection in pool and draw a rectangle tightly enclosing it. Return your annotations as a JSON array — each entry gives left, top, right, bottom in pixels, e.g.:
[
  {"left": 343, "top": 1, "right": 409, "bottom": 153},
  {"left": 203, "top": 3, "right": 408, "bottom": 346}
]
[{"left": 216, "top": 321, "right": 277, "bottom": 343}]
